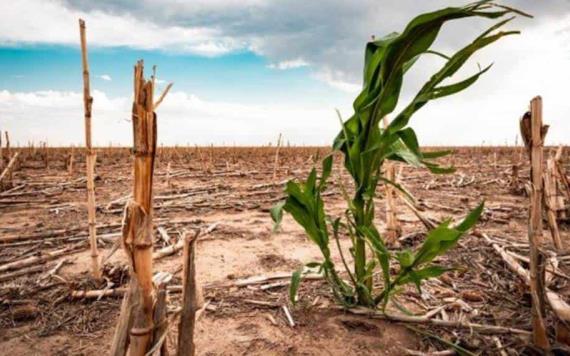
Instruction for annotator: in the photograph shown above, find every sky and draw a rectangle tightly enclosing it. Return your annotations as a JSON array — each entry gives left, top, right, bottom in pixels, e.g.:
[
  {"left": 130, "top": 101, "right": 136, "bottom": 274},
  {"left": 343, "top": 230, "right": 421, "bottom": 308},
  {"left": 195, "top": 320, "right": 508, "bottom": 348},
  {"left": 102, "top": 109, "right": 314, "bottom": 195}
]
[{"left": 0, "top": 0, "right": 569, "bottom": 147}]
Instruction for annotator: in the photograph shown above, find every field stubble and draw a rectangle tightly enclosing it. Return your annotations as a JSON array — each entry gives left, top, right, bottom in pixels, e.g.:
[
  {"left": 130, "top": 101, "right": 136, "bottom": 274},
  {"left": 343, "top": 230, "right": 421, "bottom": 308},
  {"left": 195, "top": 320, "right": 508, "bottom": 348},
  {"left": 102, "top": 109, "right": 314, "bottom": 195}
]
[{"left": 0, "top": 146, "right": 569, "bottom": 355}]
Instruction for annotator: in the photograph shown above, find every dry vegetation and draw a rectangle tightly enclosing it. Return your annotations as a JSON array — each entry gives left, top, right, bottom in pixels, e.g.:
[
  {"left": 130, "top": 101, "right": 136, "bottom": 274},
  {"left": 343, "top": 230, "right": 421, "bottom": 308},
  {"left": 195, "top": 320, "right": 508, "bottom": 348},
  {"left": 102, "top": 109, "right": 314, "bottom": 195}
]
[{"left": 0, "top": 145, "right": 569, "bottom": 354}]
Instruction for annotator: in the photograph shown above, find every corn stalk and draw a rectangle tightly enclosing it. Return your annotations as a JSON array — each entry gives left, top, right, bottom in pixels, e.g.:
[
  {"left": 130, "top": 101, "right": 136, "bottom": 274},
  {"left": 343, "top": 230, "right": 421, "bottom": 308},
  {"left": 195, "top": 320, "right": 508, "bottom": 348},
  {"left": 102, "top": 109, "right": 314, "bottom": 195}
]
[
  {"left": 79, "top": 19, "right": 100, "bottom": 280},
  {"left": 273, "top": 1, "right": 529, "bottom": 308},
  {"left": 112, "top": 61, "right": 172, "bottom": 356},
  {"left": 126, "top": 60, "right": 157, "bottom": 356}
]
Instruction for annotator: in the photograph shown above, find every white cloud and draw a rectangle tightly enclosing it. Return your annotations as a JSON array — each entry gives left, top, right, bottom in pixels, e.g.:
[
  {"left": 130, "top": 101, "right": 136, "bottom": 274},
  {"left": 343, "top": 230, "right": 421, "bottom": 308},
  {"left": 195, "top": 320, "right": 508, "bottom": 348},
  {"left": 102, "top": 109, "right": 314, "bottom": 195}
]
[
  {"left": 4, "top": 0, "right": 570, "bottom": 94},
  {"left": 52, "top": 0, "right": 570, "bottom": 91},
  {"left": 1, "top": 1, "right": 569, "bottom": 145},
  {"left": 312, "top": 68, "right": 360, "bottom": 94},
  {"left": 0, "top": 89, "right": 344, "bottom": 146},
  {"left": 408, "top": 12, "right": 570, "bottom": 146},
  {"left": 267, "top": 58, "right": 309, "bottom": 70},
  {"left": 0, "top": 0, "right": 241, "bottom": 56},
  {"left": 99, "top": 74, "right": 112, "bottom": 81}
]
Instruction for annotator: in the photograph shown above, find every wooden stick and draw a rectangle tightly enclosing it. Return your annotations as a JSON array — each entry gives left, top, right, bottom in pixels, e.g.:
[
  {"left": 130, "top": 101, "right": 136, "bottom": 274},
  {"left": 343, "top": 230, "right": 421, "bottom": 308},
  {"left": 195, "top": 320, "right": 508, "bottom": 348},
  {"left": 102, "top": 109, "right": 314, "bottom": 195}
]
[
  {"left": 79, "top": 19, "right": 100, "bottom": 280},
  {"left": 177, "top": 233, "right": 199, "bottom": 356}
]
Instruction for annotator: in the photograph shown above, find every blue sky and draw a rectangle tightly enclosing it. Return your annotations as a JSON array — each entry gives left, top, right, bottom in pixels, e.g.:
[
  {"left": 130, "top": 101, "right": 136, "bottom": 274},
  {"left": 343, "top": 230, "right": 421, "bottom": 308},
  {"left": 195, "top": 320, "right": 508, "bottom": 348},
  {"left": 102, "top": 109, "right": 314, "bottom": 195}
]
[
  {"left": 0, "top": 46, "right": 347, "bottom": 105},
  {"left": 0, "top": 43, "right": 353, "bottom": 146},
  {"left": 0, "top": 0, "right": 569, "bottom": 146}
]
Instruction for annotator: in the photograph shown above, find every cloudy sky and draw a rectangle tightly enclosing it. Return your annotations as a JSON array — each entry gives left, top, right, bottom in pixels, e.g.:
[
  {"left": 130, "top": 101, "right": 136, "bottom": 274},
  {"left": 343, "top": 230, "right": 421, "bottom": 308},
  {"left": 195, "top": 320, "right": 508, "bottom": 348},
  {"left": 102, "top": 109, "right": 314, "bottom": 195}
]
[{"left": 0, "top": 0, "right": 569, "bottom": 146}]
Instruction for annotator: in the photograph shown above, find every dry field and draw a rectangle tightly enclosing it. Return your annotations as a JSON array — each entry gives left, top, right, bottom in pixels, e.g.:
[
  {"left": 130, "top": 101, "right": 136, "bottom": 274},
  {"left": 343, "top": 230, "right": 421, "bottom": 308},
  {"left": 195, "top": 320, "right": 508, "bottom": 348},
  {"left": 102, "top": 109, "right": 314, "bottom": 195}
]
[{"left": 0, "top": 146, "right": 569, "bottom": 355}]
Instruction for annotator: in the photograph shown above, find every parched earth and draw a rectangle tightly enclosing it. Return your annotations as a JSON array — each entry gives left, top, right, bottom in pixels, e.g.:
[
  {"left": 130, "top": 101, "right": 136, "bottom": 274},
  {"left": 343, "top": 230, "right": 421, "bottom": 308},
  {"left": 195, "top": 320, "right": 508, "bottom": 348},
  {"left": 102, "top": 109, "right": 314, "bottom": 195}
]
[{"left": 0, "top": 146, "right": 568, "bottom": 355}]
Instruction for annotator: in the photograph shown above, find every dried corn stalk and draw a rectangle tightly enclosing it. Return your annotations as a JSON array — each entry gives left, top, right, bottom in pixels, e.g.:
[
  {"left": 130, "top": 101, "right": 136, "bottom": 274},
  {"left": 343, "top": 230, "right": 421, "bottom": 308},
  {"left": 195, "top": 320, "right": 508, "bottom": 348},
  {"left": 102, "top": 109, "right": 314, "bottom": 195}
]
[
  {"left": 553, "top": 146, "right": 569, "bottom": 218},
  {"left": 112, "top": 60, "right": 172, "bottom": 356},
  {"left": 0, "top": 152, "right": 19, "bottom": 188},
  {"left": 520, "top": 96, "right": 550, "bottom": 349},
  {"left": 123, "top": 60, "right": 157, "bottom": 356},
  {"left": 544, "top": 154, "right": 562, "bottom": 249},
  {"left": 383, "top": 116, "right": 401, "bottom": 245},
  {"left": 79, "top": 19, "right": 101, "bottom": 280}
]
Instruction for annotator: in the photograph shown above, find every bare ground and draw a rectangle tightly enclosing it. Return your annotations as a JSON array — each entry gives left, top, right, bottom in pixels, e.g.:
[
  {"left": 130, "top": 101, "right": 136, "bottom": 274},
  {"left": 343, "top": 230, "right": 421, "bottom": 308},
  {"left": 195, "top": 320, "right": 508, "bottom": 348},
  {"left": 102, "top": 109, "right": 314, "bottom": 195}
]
[{"left": 0, "top": 146, "right": 568, "bottom": 355}]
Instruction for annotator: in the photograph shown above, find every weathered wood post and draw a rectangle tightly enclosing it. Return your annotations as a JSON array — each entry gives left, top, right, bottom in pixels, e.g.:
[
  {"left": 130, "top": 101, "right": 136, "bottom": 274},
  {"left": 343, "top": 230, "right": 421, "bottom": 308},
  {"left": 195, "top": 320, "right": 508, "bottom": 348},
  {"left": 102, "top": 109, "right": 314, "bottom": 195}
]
[{"left": 79, "top": 19, "right": 101, "bottom": 280}]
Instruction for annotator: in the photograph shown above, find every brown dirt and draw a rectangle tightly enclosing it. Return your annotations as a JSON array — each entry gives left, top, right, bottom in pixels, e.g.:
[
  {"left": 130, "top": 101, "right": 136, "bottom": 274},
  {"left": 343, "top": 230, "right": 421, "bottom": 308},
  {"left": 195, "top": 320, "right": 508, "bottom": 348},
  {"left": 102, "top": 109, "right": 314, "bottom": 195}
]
[{"left": 0, "top": 146, "right": 569, "bottom": 355}]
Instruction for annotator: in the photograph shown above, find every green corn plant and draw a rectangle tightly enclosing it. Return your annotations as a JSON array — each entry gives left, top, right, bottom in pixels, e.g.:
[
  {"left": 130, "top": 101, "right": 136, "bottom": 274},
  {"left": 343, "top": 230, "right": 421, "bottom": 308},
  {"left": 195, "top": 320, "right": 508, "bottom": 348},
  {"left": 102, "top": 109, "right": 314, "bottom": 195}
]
[{"left": 272, "top": 1, "right": 529, "bottom": 308}]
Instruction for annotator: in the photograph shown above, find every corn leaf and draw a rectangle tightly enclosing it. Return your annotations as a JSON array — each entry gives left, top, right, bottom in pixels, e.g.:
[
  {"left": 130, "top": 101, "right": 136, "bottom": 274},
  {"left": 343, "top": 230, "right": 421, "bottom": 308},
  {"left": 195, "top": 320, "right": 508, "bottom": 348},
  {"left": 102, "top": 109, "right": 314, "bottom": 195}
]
[{"left": 413, "top": 202, "right": 484, "bottom": 266}]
